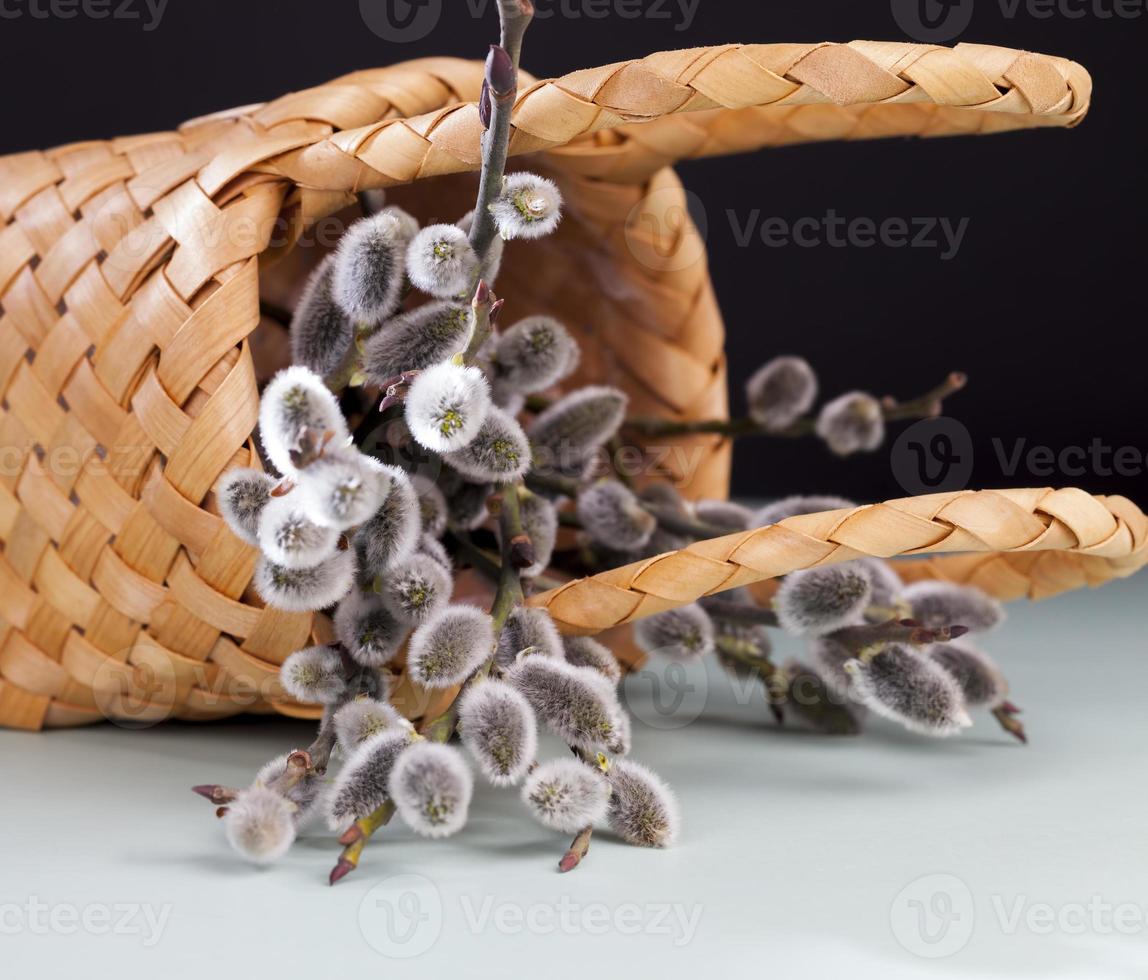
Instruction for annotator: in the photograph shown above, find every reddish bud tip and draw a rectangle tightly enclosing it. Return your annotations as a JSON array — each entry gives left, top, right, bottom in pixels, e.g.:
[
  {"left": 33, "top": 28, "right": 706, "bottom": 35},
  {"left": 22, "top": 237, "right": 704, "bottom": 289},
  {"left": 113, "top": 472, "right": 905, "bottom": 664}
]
[
  {"left": 509, "top": 534, "right": 536, "bottom": 570},
  {"left": 329, "top": 859, "right": 356, "bottom": 886},
  {"left": 485, "top": 45, "right": 516, "bottom": 99},
  {"left": 489, "top": 298, "right": 507, "bottom": 324},
  {"left": 948, "top": 625, "right": 971, "bottom": 639},
  {"left": 192, "top": 785, "right": 216, "bottom": 800},
  {"left": 473, "top": 279, "right": 491, "bottom": 307},
  {"left": 215, "top": 807, "right": 229, "bottom": 819},
  {"left": 338, "top": 825, "right": 364, "bottom": 847},
  {"left": 558, "top": 852, "right": 582, "bottom": 874},
  {"left": 1000, "top": 700, "right": 1023, "bottom": 715}
]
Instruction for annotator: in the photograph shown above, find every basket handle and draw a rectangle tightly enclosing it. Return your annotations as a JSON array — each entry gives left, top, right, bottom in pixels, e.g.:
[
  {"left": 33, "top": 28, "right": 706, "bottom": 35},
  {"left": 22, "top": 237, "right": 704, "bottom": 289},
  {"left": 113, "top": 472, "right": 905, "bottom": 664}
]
[
  {"left": 527, "top": 488, "right": 1147, "bottom": 635},
  {"left": 230, "top": 41, "right": 1090, "bottom": 203}
]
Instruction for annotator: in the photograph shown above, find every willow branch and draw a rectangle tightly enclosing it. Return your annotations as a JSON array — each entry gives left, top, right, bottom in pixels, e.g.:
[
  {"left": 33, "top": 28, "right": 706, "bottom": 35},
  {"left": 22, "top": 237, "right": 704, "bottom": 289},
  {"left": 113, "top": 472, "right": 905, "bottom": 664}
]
[{"left": 624, "top": 372, "right": 968, "bottom": 439}]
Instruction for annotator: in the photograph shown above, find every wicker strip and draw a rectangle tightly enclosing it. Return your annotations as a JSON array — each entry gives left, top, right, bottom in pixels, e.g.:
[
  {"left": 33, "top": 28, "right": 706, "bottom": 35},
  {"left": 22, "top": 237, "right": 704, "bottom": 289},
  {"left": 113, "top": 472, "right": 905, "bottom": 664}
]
[{"left": 528, "top": 490, "right": 1148, "bottom": 634}]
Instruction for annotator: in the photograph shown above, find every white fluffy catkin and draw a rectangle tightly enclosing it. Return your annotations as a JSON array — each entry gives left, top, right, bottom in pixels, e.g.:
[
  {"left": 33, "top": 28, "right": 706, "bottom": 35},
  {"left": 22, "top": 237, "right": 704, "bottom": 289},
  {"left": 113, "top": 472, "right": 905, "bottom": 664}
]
[
  {"left": 411, "top": 474, "right": 449, "bottom": 539},
  {"left": 256, "top": 494, "right": 339, "bottom": 569},
  {"left": 490, "top": 173, "right": 563, "bottom": 241},
  {"left": 457, "top": 679, "right": 539, "bottom": 787},
  {"left": 388, "top": 742, "right": 474, "bottom": 839},
  {"left": 324, "top": 729, "right": 413, "bottom": 831},
  {"left": 405, "top": 362, "right": 491, "bottom": 453},
  {"left": 692, "top": 499, "right": 755, "bottom": 534},
  {"left": 522, "top": 758, "right": 611, "bottom": 834},
  {"left": 845, "top": 644, "right": 972, "bottom": 736},
  {"left": 216, "top": 468, "right": 277, "bottom": 547},
  {"left": 332, "top": 698, "right": 409, "bottom": 751},
  {"left": 406, "top": 224, "right": 479, "bottom": 298},
  {"left": 442, "top": 406, "right": 532, "bottom": 483},
  {"left": 290, "top": 254, "right": 353, "bottom": 378},
  {"left": 815, "top": 392, "right": 885, "bottom": 456},
  {"left": 280, "top": 646, "right": 347, "bottom": 704},
  {"left": 775, "top": 564, "right": 873, "bottom": 637},
  {"left": 333, "top": 589, "right": 407, "bottom": 667},
  {"left": 379, "top": 552, "right": 453, "bottom": 625},
  {"left": 607, "top": 759, "right": 680, "bottom": 848},
  {"left": 255, "top": 550, "right": 355, "bottom": 613},
  {"left": 509, "top": 655, "right": 627, "bottom": 754},
  {"left": 364, "top": 302, "right": 474, "bottom": 384},
  {"left": 633, "top": 605, "right": 715, "bottom": 659},
  {"left": 258, "top": 366, "right": 349, "bottom": 478},
  {"left": 331, "top": 209, "right": 408, "bottom": 324},
  {"left": 407, "top": 605, "right": 495, "bottom": 688},
  {"left": 294, "top": 449, "right": 390, "bottom": 531},
  {"left": 745, "top": 355, "right": 818, "bottom": 431},
  {"left": 224, "top": 787, "right": 297, "bottom": 863}
]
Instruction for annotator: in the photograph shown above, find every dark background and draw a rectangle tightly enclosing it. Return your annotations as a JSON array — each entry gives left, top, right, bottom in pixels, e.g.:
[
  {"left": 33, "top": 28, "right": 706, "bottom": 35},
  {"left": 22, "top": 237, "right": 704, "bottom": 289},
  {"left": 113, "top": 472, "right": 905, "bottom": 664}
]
[{"left": 2, "top": 0, "right": 1143, "bottom": 504}]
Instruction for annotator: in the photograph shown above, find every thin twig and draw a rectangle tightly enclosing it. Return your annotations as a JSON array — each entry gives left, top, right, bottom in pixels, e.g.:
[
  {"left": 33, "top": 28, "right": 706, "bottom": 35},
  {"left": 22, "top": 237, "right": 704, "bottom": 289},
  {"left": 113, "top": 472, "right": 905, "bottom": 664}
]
[{"left": 623, "top": 372, "right": 968, "bottom": 439}]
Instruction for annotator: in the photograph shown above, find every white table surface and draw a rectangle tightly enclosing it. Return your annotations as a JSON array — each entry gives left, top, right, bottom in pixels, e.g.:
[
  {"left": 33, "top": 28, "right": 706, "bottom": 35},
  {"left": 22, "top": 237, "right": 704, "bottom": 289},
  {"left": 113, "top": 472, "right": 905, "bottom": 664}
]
[{"left": 3, "top": 576, "right": 1147, "bottom": 979}]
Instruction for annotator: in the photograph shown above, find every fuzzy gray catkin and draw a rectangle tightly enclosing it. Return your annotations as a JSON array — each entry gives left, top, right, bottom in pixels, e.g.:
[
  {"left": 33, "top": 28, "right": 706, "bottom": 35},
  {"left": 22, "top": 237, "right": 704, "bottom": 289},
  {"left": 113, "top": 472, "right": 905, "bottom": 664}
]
[
  {"left": 379, "top": 552, "right": 453, "bottom": 625},
  {"left": 563, "top": 636, "right": 623, "bottom": 685},
  {"left": 607, "top": 759, "right": 680, "bottom": 848},
  {"left": 845, "top": 644, "right": 972, "bottom": 736},
  {"left": 290, "top": 255, "right": 353, "bottom": 378},
  {"left": 440, "top": 471, "right": 492, "bottom": 532},
  {"left": 928, "top": 643, "right": 1009, "bottom": 708},
  {"left": 528, "top": 386, "right": 627, "bottom": 472},
  {"left": 774, "top": 564, "right": 873, "bottom": 637},
  {"left": 258, "top": 367, "right": 349, "bottom": 478},
  {"left": 256, "top": 495, "right": 339, "bottom": 569},
  {"left": 633, "top": 605, "right": 715, "bottom": 659},
  {"left": 407, "top": 605, "right": 496, "bottom": 688},
  {"left": 331, "top": 210, "right": 407, "bottom": 324},
  {"left": 754, "top": 495, "right": 857, "bottom": 526},
  {"left": 332, "top": 698, "right": 409, "bottom": 751},
  {"left": 363, "top": 302, "right": 473, "bottom": 385},
  {"left": 815, "top": 392, "right": 885, "bottom": 456},
  {"left": 442, "top": 406, "right": 532, "bottom": 483},
  {"left": 353, "top": 465, "right": 420, "bottom": 578},
  {"left": 280, "top": 646, "right": 348, "bottom": 704},
  {"left": 522, "top": 758, "right": 611, "bottom": 834},
  {"left": 417, "top": 533, "right": 453, "bottom": 573},
  {"left": 255, "top": 753, "right": 325, "bottom": 821},
  {"left": 496, "top": 606, "right": 564, "bottom": 668},
  {"left": 324, "top": 729, "right": 413, "bottom": 831},
  {"left": 255, "top": 550, "right": 356, "bottom": 613},
  {"left": 577, "top": 481, "right": 657, "bottom": 551},
  {"left": 411, "top": 475, "right": 449, "bottom": 539},
  {"left": 692, "top": 499, "right": 755, "bottom": 534},
  {"left": 509, "top": 655, "right": 626, "bottom": 754},
  {"left": 515, "top": 491, "right": 558, "bottom": 578},
  {"left": 216, "top": 468, "right": 277, "bottom": 547},
  {"left": 388, "top": 742, "right": 474, "bottom": 838},
  {"left": 745, "top": 356, "right": 818, "bottom": 431},
  {"left": 334, "top": 590, "right": 408, "bottom": 667},
  {"left": 903, "top": 581, "right": 1005, "bottom": 634},
  {"left": 457, "top": 680, "right": 539, "bottom": 786},
  {"left": 491, "top": 316, "right": 579, "bottom": 394}
]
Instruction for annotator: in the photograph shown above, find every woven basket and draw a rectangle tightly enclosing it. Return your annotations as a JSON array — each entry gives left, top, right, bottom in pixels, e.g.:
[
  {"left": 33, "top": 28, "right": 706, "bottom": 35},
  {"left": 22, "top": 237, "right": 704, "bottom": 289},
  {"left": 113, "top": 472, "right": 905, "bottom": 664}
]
[{"left": 3, "top": 40, "right": 1139, "bottom": 733}]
